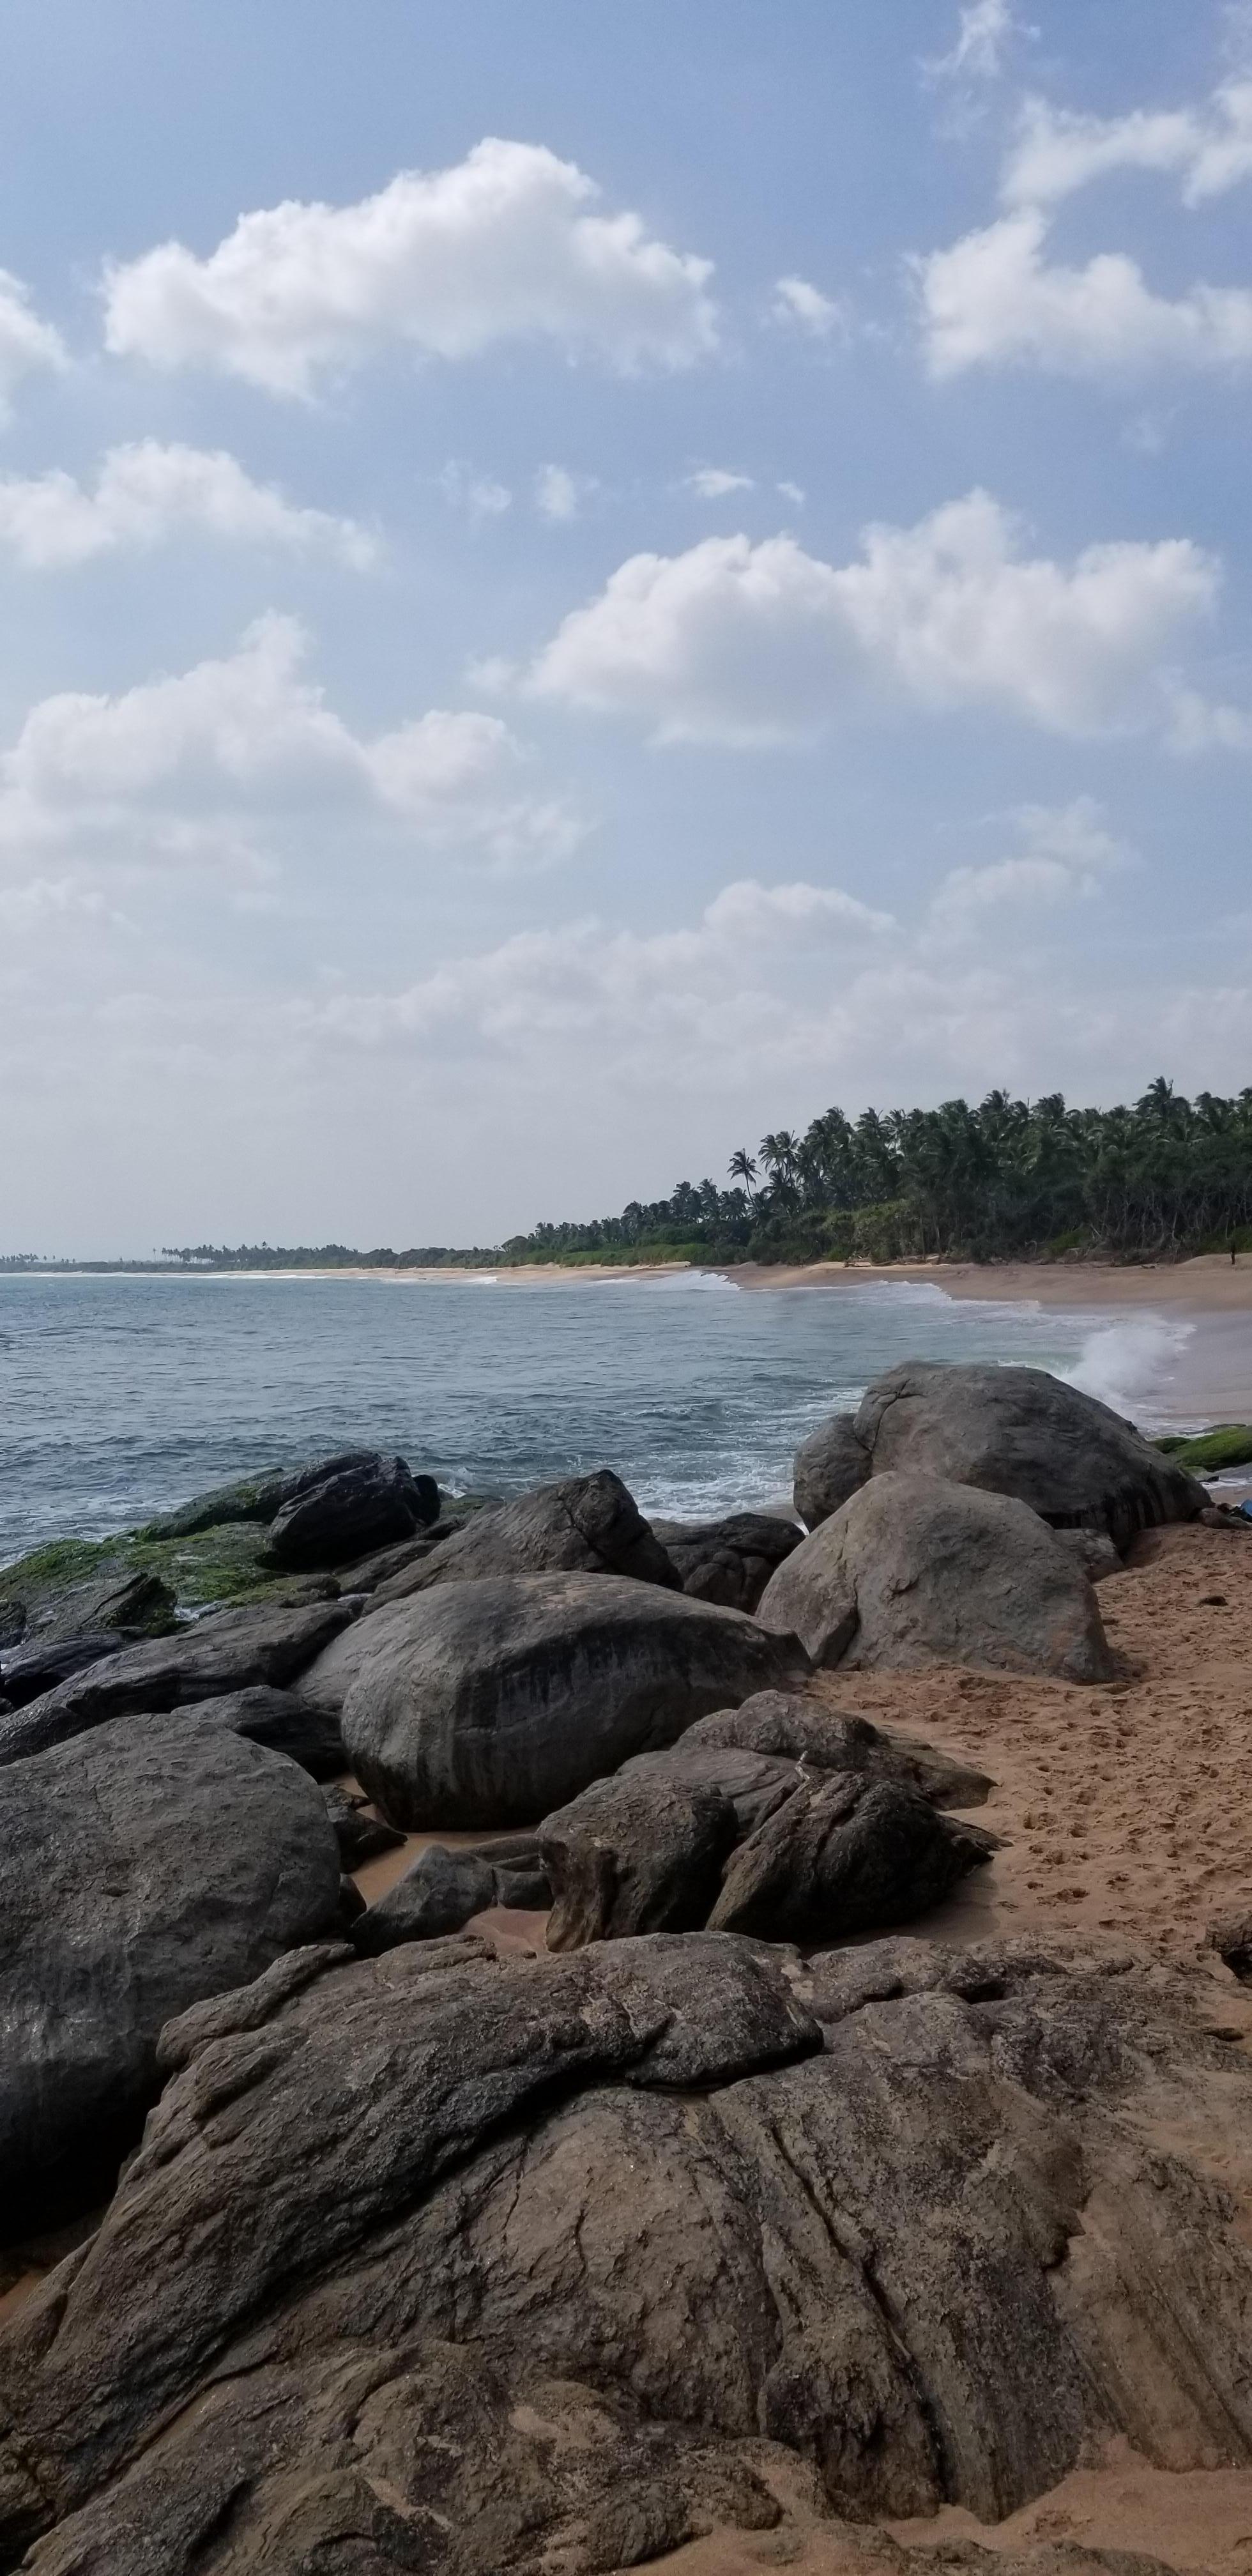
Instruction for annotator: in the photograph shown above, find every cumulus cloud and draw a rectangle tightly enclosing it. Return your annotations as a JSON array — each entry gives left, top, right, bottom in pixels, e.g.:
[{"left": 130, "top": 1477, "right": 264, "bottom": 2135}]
[
  {"left": 535, "top": 463, "right": 595, "bottom": 522},
  {"left": 0, "top": 440, "right": 375, "bottom": 570},
  {"left": 1003, "top": 80, "right": 1252, "bottom": 208},
  {"left": 439, "top": 460, "right": 512, "bottom": 523},
  {"left": 686, "top": 467, "right": 754, "bottom": 500},
  {"left": 918, "top": 207, "right": 1252, "bottom": 379},
  {"left": 929, "top": 797, "right": 1129, "bottom": 936},
  {"left": 0, "top": 269, "right": 68, "bottom": 418},
  {"left": 0, "top": 615, "right": 581, "bottom": 879},
  {"left": 521, "top": 493, "right": 1216, "bottom": 744},
  {"left": 772, "top": 275, "right": 847, "bottom": 339},
  {"left": 102, "top": 139, "right": 718, "bottom": 395},
  {"left": 1167, "top": 686, "right": 1252, "bottom": 751}
]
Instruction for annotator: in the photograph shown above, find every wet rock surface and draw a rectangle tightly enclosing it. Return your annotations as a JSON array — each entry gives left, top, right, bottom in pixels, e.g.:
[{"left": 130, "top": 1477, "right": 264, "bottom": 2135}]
[
  {"left": 370, "top": 1468, "right": 680, "bottom": 1602},
  {"left": 0, "top": 1713, "right": 343, "bottom": 2234},
  {"left": 263, "top": 1452, "right": 439, "bottom": 1570},
  {"left": 758, "top": 1473, "right": 1114, "bottom": 1682},
  {"left": 3, "top": 1931, "right": 1251, "bottom": 2575},
  {"left": 0, "top": 1596, "right": 355, "bottom": 1767}
]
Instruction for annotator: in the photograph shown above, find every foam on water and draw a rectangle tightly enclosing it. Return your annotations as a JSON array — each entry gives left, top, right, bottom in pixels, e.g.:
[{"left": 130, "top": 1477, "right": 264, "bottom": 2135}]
[{"left": 1060, "top": 1315, "right": 1194, "bottom": 1425}]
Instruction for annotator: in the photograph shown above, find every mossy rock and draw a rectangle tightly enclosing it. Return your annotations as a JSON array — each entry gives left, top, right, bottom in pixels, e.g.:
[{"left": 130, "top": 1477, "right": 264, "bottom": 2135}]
[
  {"left": 0, "top": 1521, "right": 330, "bottom": 1644},
  {"left": 1152, "top": 1424, "right": 1252, "bottom": 1474}
]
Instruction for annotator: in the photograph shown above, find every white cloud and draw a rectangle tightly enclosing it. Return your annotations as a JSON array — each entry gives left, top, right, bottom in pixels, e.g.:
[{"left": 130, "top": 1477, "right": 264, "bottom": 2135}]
[
  {"left": 929, "top": 797, "right": 1129, "bottom": 935},
  {"left": 1003, "top": 80, "right": 1252, "bottom": 209},
  {"left": 439, "top": 460, "right": 512, "bottom": 523},
  {"left": 772, "top": 275, "right": 847, "bottom": 339},
  {"left": 0, "top": 440, "right": 375, "bottom": 571},
  {"left": 686, "top": 467, "right": 755, "bottom": 500},
  {"left": 1167, "top": 686, "right": 1252, "bottom": 751},
  {"left": 777, "top": 481, "right": 806, "bottom": 507},
  {"left": 0, "top": 269, "right": 68, "bottom": 418},
  {"left": 919, "top": 208, "right": 1252, "bottom": 379},
  {"left": 533, "top": 463, "right": 600, "bottom": 523},
  {"left": 102, "top": 139, "right": 718, "bottom": 395},
  {"left": 926, "top": 1, "right": 1024, "bottom": 87},
  {"left": 522, "top": 492, "right": 1216, "bottom": 744},
  {"left": 0, "top": 615, "right": 581, "bottom": 879}
]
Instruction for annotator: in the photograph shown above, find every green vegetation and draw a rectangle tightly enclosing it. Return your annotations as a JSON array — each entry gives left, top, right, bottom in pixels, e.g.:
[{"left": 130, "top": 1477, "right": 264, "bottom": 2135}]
[
  {"left": 4, "top": 1078, "right": 1249, "bottom": 1276},
  {"left": 0, "top": 1521, "right": 323, "bottom": 1624},
  {"left": 1152, "top": 1425, "right": 1252, "bottom": 1475}
]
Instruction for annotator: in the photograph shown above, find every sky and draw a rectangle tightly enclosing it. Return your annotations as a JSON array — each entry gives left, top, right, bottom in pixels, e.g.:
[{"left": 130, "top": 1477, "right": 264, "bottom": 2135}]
[{"left": 1, "top": 0, "right": 1249, "bottom": 1254}]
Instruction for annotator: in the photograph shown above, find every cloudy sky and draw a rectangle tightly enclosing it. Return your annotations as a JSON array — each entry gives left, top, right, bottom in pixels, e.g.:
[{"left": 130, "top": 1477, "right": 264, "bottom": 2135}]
[{"left": 1, "top": 0, "right": 1249, "bottom": 1252}]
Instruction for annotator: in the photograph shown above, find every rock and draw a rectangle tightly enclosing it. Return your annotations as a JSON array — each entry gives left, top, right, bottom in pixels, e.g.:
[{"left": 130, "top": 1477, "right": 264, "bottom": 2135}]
[
  {"left": 707, "top": 1773, "right": 997, "bottom": 1942},
  {"left": 793, "top": 1411, "right": 871, "bottom": 1529},
  {"left": 648, "top": 1511, "right": 803, "bottom": 1611},
  {"left": 0, "top": 1633, "right": 126, "bottom": 1709},
  {"left": 0, "top": 1713, "right": 342, "bottom": 2234},
  {"left": 15, "top": 1565, "right": 176, "bottom": 1650},
  {"left": 337, "top": 1572, "right": 811, "bottom": 1828},
  {"left": 684, "top": 1690, "right": 993, "bottom": 1809},
  {"left": 542, "top": 1768, "right": 740, "bottom": 1949},
  {"left": 321, "top": 1782, "right": 408, "bottom": 1867},
  {"left": 1052, "top": 1526, "right": 1124, "bottom": 1582},
  {"left": 337, "top": 1497, "right": 504, "bottom": 1592},
  {"left": 757, "top": 1473, "right": 1114, "bottom": 1682},
  {"left": 1206, "top": 1913, "right": 1252, "bottom": 1982},
  {"left": 263, "top": 1453, "right": 439, "bottom": 1570},
  {"left": 351, "top": 1846, "right": 500, "bottom": 1952},
  {"left": 140, "top": 1467, "right": 289, "bottom": 1540},
  {"left": 800, "top": 1360, "right": 1205, "bottom": 1551},
  {"left": 337, "top": 1873, "right": 367, "bottom": 1925},
  {"left": 370, "top": 1469, "right": 679, "bottom": 1603},
  {"left": 186, "top": 1683, "right": 346, "bottom": 1778},
  {"left": 0, "top": 1597, "right": 355, "bottom": 1768},
  {"left": 5, "top": 1933, "right": 1252, "bottom": 2570}
]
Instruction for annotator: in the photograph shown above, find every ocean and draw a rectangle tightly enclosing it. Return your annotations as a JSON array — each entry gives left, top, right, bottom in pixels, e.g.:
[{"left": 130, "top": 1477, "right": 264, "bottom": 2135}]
[{"left": 0, "top": 1269, "right": 1196, "bottom": 1565}]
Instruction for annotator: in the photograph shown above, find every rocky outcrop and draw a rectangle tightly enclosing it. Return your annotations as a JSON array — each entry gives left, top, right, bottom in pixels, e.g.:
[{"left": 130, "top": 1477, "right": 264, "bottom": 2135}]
[
  {"left": 263, "top": 1453, "right": 439, "bottom": 1570},
  {"left": 4, "top": 1932, "right": 1252, "bottom": 2573},
  {"left": 0, "top": 1597, "right": 355, "bottom": 1767},
  {"left": 758, "top": 1473, "right": 1114, "bottom": 1681},
  {"left": 0, "top": 1714, "right": 342, "bottom": 2233},
  {"left": 187, "top": 1683, "right": 347, "bottom": 1777},
  {"left": 321, "top": 1782, "right": 407, "bottom": 1867},
  {"left": 648, "top": 1511, "right": 802, "bottom": 1611},
  {"left": 684, "top": 1690, "right": 993, "bottom": 1808},
  {"left": 541, "top": 1735, "right": 995, "bottom": 1949},
  {"left": 708, "top": 1773, "right": 996, "bottom": 1940},
  {"left": 369, "top": 1469, "right": 680, "bottom": 1603},
  {"left": 795, "top": 1361, "right": 1205, "bottom": 1547},
  {"left": 0, "top": 1634, "right": 126, "bottom": 1708},
  {"left": 793, "top": 1411, "right": 871, "bottom": 1529},
  {"left": 338, "top": 1572, "right": 810, "bottom": 1828},
  {"left": 2, "top": 1564, "right": 176, "bottom": 1652}
]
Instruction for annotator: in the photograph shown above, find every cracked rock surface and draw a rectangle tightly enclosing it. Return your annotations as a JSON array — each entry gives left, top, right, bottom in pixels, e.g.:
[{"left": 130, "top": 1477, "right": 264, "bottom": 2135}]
[{"left": 3, "top": 1929, "right": 1251, "bottom": 2575}]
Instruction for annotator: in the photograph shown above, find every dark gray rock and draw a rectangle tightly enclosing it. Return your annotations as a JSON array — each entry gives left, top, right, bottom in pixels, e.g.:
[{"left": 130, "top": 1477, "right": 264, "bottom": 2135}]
[
  {"left": 321, "top": 1781, "right": 408, "bottom": 1867},
  {"left": 0, "top": 1713, "right": 342, "bottom": 2234},
  {"left": 684, "top": 1690, "right": 993, "bottom": 1808},
  {"left": 337, "top": 1572, "right": 811, "bottom": 1828},
  {"left": 3, "top": 1933, "right": 1251, "bottom": 2572},
  {"left": 185, "top": 1683, "right": 346, "bottom": 1777},
  {"left": 264, "top": 1453, "right": 439, "bottom": 1570},
  {"left": 0, "top": 1634, "right": 126, "bottom": 1709},
  {"left": 0, "top": 1597, "right": 355, "bottom": 1768},
  {"left": 757, "top": 1472, "right": 1114, "bottom": 1682},
  {"left": 15, "top": 1566, "right": 176, "bottom": 1650},
  {"left": 370, "top": 1469, "right": 679, "bottom": 1603},
  {"left": 707, "top": 1772, "right": 997, "bottom": 1942},
  {"left": 1207, "top": 1913, "right": 1252, "bottom": 1982},
  {"left": 803, "top": 1360, "right": 1204, "bottom": 1551},
  {"left": 793, "top": 1411, "right": 871, "bottom": 1529},
  {"left": 1052, "top": 1525, "right": 1124, "bottom": 1582},
  {"left": 542, "top": 1767, "right": 740, "bottom": 1949},
  {"left": 337, "top": 1496, "right": 504, "bottom": 1593},
  {"left": 351, "top": 1847, "right": 500, "bottom": 1952},
  {"left": 648, "top": 1511, "right": 802, "bottom": 1611},
  {"left": 140, "top": 1468, "right": 289, "bottom": 1540}
]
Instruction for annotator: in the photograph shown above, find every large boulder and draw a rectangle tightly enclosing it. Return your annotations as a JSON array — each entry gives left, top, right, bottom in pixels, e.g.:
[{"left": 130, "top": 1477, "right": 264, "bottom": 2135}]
[
  {"left": 542, "top": 1767, "right": 740, "bottom": 1949},
  {"left": 0, "top": 1713, "right": 342, "bottom": 2232},
  {"left": 369, "top": 1469, "right": 679, "bottom": 1604},
  {"left": 337, "top": 1572, "right": 811, "bottom": 1828},
  {"left": 647, "top": 1511, "right": 802, "bottom": 1612},
  {"left": 187, "top": 1684, "right": 347, "bottom": 1778},
  {"left": 795, "top": 1360, "right": 1205, "bottom": 1547},
  {"left": 757, "top": 1473, "right": 1114, "bottom": 1681},
  {"left": 5, "top": 1933, "right": 1252, "bottom": 2571},
  {"left": 264, "top": 1452, "right": 439, "bottom": 1570},
  {"left": 0, "top": 1597, "right": 355, "bottom": 1768},
  {"left": 684, "top": 1690, "right": 993, "bottom": 1808},
  {"left": 0, "top": 1633, "right": 126, "bottom": 1708},
  {"left": 707, "top": 1773, "right": 996, "bottom": 1941}
]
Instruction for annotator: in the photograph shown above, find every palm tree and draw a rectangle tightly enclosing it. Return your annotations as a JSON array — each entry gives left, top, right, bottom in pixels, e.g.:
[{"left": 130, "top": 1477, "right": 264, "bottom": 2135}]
[{"left": 728, "top": 1147, "right": 758, "bottom": 1209}]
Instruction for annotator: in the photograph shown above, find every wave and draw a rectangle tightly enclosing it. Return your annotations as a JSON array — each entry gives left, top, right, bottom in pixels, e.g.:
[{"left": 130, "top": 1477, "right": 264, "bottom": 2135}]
[
  {"left": 642, "top": 1269, "right": 740, "bottom": 1293},
  {"left": 1060, "top": 1315, "right": 1193, "bottom": 1422}
]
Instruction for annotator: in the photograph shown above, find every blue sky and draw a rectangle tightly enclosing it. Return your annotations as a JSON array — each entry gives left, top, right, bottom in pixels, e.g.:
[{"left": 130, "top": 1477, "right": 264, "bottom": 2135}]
[{"left": 1, "top": 0, "right": 1249, "bottom": 1252}]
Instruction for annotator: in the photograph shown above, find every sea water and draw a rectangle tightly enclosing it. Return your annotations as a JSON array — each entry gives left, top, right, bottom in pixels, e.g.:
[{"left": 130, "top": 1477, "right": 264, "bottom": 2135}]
[{"left": 0, "top": 1269, "right": 1194, "bottom": 1564}]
